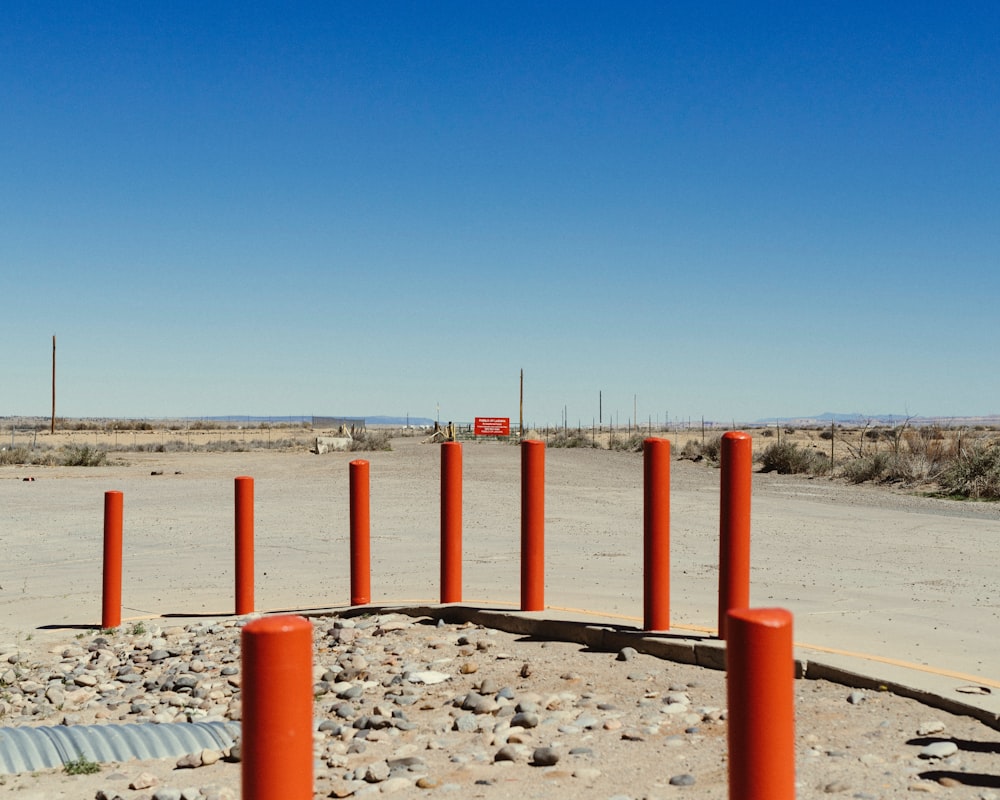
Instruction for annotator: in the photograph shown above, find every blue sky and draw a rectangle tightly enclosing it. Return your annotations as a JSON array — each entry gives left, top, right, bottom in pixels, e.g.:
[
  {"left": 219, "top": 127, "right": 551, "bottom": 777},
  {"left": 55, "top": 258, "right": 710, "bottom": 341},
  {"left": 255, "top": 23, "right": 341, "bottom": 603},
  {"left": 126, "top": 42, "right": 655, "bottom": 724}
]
[{"left": 3, "top": 2, "right": 998, "bottom": 425}]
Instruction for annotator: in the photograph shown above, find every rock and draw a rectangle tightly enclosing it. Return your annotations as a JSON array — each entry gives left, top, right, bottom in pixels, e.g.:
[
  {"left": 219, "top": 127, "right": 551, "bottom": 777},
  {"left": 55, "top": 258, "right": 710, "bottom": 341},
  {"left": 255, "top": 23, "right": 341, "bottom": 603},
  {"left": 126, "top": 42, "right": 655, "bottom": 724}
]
[
  {"left": 917, "top": 721, "right": 946, "bottom": 735},
  {"left": 531, "top": 746, "right": 560, "bottom": 766},
  {"left": 511, "top": 711, "right": 539, "bottom": 729},
  {"left": 45, "top": 686, "right": 65, "bottom": 705},
  {"left": 617, "top": 647, "right": 638, "bottom": 662},
  {"left": 453, "top": 714, "right": 478, "bottom": 732},
  {"left": 129, "top": 771, "right": 159, "bottom": 790},
  {"left": 406, "top": 671, "right": 449, "bottom": 685},
  {"left": 494, "top": 744, "right": 527, "bottom": 762},
  {"left": 920, "top": 741, "right": 959, "bottom": 759},
  {"left": 461, "top": 691, "right": 499, "bottom": 714},
  {"left": 152, "top": 789, "right": 183, "bottom": 800},
  {"left": 847, "top": 690, "right": 866, "bottom": 705},
  {"left": 824, "top": 781, "right": 850, "bottom": 793},
  {"left": 669, "top": 773, "right": 696, "bottom": 786},
  {"left": 175, "top": 752, "right": 201, "bottom": 769},
  {"left": 379, "top": 776, "right": 413, "bottom": 793},
  {"left": 364, "top": 760, "right": 391, "bottom": 783}
]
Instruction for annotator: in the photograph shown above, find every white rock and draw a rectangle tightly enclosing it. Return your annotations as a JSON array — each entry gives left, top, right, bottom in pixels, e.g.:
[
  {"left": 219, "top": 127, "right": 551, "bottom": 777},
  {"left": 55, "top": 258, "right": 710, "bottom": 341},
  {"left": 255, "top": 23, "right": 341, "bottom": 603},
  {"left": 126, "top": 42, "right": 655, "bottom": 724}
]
[
  {"left": 406, "top": 671, "right": 450, "bottom": 685},
  {"left": 920, "top": 740, "right": 959, "bottom": 759}
]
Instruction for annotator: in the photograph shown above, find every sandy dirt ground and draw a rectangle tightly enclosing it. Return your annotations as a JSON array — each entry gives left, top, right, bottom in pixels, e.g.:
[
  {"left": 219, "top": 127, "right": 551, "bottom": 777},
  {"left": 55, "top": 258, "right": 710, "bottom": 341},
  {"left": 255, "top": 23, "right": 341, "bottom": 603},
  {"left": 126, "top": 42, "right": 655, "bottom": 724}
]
[{"left": 2, "top": 435, "right": 1000, "bottom": 798}]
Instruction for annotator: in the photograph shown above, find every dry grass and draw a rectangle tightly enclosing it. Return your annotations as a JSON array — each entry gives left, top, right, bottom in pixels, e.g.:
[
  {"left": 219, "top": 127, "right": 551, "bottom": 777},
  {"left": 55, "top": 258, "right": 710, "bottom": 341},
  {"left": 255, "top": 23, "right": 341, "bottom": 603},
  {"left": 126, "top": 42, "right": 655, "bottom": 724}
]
[{"left": 6, "top": 418, "right": 1000, "bottom": 499}]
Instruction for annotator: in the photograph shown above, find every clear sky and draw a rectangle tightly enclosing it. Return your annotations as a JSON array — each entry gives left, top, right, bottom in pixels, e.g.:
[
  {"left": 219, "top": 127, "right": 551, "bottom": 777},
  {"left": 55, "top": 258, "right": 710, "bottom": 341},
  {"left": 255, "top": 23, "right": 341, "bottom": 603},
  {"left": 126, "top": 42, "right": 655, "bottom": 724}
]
[{"left": 3, "top": 2, "right": 998, "bottom": 425}]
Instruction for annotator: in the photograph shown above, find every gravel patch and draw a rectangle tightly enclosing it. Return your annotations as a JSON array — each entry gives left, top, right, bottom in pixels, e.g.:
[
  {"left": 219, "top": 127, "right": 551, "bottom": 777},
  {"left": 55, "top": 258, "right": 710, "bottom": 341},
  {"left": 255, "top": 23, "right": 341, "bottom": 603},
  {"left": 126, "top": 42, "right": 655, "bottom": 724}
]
[{"left": 1, "top": 612, "right": 999, "bottom": 798}]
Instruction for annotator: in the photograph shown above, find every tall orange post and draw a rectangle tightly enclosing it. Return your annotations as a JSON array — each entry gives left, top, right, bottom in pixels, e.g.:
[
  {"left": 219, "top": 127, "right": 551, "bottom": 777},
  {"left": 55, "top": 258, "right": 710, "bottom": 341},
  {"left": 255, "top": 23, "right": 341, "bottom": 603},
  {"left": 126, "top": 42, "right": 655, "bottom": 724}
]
[
  {"left": 350, "top": 459, "right": 371, "bottom": 605},
  {"left": 440, "top": 441, "right": 463, "bottom": 603},
  {"left": 719, "top": 431, "right": 752, "bottom": 638},
  {"left": 643, "top": 437, "right": 670, "bottom": 631},
  {"left": 520, "top": 439, "right": 545, "bottom": 611},
  {"left": 102, "top": 490, "right": 123, "bottom": 629},
  {"left": 235, "top": 476, "right": 254, "bottom": 615},
  {"left": 726, "top": 607, "right": 796, "bottom": 800},
  {"left": 241, "top": 615, "right": 314, "bottom": 800}
]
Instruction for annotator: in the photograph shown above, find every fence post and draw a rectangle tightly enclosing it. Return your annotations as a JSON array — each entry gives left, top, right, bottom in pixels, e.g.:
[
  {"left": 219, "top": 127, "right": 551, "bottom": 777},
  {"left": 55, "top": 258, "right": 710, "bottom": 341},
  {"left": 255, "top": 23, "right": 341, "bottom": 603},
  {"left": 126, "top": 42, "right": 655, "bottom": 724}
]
[
  {"left": 643, "top": 437, "right": 670, "bottom": 631},
  {"left": 441, "top": 442, "right": 462, "bottom": 603},
  {"left": 726, "top": 607, "right": 796, "bottom": 800},
  {"left": 102, "top": 490, "right": 123, "bottom": 629},
  {"left": 520, "top": 439, "right": 545, "bottom": 611},
  {"left": 719, "top": 431, "right": 752, "bottom": 638},
  {"left": 350, "top": 459, "right": 371, "bottom": 605},
  {"left": 241, "top": 615, "right": 314, "bottom": 800},
  {"left": 235, "top": 476, "right": 254, "bottom": 615}
]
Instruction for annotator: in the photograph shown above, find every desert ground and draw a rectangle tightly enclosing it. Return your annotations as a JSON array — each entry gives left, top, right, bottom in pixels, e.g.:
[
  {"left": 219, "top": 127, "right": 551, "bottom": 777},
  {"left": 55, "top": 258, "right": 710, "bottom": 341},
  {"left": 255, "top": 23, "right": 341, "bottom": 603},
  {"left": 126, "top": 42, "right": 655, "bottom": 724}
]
[{"left": 2, "top": 429, "right": 1000, "bottom": 798}]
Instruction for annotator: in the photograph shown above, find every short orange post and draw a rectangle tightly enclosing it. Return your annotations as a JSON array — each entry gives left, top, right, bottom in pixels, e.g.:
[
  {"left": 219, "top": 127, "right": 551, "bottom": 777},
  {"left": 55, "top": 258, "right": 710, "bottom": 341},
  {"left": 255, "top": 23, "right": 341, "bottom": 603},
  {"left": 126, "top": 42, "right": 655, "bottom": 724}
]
[
  {"left": 350, "top": 459, "right": 371, "bottom": 605},
  {"left": 643, "top": 437, "right": 670, "bottom": 631},
  {"left": 241, "top": 615, "right": 314, "bottom": 800},
  {"left": 440, "top": 441, "right": 463, "bottom": 603},
  {"left": 235, "top": 476, "right": 254, "bottom": 615},
  {"left": 719, "top": 431, "right": 752, "bottom": 638},
  {"left": 726, "top": 607, "right": 796, "bottom": 800},
  {"left": 520, "top": 439, "right": 545, "bottom": 611},
  {"left": 102, "top": 490, "right": 123, "bottom": 629}
]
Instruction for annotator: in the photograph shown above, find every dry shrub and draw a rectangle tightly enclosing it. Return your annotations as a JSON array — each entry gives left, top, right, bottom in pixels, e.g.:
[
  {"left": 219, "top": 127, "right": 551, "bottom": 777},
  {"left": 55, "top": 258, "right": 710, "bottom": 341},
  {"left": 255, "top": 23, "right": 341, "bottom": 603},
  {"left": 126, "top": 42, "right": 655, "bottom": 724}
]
[
  {"left": 938, "top": 443, "right": 1000, "bottom": 499},
  {"left": 678, "top": 436, "right": 722, "bottom": 462},
  {"left": 841, "top": 452, "right": 891, "bottom": 483},
  {"left": 349, "top": 431, "right": 392, "bottom": 451},
  {"left": 548, "top": 431, "right": 598, "bottom": 449},
  {"left": 0, "top": 446, "right": 31, "bottom": 465},
  {"left": 61, "top": 445, "right": 108, "bottom": 466},
  {"left": 609, "top": 433, "right": 646, "bottom": 453},
  {"left": 760, "top": 442, "right": 829, "bottom": 475}
]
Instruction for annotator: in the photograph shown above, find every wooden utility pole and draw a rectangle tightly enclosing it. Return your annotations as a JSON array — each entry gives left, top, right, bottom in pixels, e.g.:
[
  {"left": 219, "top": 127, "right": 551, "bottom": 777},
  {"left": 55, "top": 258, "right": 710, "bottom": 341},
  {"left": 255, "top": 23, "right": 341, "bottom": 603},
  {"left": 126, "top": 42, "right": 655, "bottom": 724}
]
[
  {"left": 519, "top": 369, "right": 524, "bottom": 439},
  {"left": 51, "top": 335, "right": 56, "bottom": 434}
]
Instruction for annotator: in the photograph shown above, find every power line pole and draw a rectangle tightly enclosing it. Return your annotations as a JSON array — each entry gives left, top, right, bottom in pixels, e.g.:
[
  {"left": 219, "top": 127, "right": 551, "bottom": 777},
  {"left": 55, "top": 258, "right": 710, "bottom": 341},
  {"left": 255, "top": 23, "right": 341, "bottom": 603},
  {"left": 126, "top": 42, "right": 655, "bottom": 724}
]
[
  {"left": 51, "top": 334, "right": 56, "bottom": 434},
  {"left": 519, "top": 368, "right": 524, "bottom": 439}
]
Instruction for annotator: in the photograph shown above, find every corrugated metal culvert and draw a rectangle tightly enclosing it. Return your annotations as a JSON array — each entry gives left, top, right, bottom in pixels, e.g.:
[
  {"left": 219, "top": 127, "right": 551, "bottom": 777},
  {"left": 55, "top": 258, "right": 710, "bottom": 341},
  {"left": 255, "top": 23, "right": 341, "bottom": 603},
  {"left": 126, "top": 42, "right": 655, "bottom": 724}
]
[{"left": 0, "top": 720, "right": 240, "bottom": 774}]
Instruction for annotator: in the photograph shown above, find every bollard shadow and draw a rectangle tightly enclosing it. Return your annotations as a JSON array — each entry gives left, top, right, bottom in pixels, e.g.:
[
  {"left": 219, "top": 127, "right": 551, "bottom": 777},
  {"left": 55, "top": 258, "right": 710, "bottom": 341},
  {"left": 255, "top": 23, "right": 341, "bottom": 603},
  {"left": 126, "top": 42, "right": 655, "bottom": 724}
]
[
  {"left": 907, "top": 736, "right": 1000, "bottom": 755},
  {"left": 161, "top": 611, "right": 236, "bottom": 619},
  {"left": 909, "top": 735, "right": 1000, "bottom": 788},
  {"left": 314, "top": 603, "right": 716, "bottom": 666},
  {"left": 160, "top": 604, "right": 353, "bottom": 619},
  {"left": 36, "top": 623, "right": 104, "bottom": 631},
  {"left": 917, "top": 771, "right": 1000, "bottom": 788}
]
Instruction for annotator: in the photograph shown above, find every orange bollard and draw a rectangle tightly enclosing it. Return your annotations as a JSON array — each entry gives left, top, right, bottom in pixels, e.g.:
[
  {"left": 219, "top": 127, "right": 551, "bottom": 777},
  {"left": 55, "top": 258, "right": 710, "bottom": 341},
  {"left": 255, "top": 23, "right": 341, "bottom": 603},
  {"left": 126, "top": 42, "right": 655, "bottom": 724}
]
[
  {"left": 350, "top": 459, "right": 371, "bottom": 605},
  {"left": 440, "top": 442, "right": 463, "bottom": 603},
  {"left": 643, "top": 437, "right": 670, "bottom": 631},
  {"left": 520, "top": 439, "right": 545, "bottom": 611},
  {"left": 726, "top": 607, "right": 796, "bottom": 800},
  {"left": 102, "top": 490, "right": 123, "bottom": 629},
  {"left": 241, "top": 615, "right": 314, "bottom": 800},
  {"left": 235, "top": 476, "right": 254, "bottom": 616},
  {"left": 719, "top": 431, "right": 752, "bottom": 638}
]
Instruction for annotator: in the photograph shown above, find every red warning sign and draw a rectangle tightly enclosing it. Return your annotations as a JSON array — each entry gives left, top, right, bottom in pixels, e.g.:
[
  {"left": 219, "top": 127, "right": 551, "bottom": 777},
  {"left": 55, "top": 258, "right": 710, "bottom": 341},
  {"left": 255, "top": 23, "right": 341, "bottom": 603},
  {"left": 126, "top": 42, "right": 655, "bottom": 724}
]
[{"left": 474, "top": 417, "right": 511, "bottom": 436}]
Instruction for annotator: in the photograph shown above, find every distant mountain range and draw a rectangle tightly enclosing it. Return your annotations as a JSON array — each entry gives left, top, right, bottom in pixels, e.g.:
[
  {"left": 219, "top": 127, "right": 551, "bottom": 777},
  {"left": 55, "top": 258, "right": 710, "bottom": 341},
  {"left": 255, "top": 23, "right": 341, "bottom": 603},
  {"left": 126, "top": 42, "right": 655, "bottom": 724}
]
[
  {"left": 365, "top": 415, "right": 435, "bottom": 427},
  {"left": 754, "top": 412, "right": 1000, "bottom": 426},
  {"left": 192, "top": 415, "right": 437, "bottom": 427}
]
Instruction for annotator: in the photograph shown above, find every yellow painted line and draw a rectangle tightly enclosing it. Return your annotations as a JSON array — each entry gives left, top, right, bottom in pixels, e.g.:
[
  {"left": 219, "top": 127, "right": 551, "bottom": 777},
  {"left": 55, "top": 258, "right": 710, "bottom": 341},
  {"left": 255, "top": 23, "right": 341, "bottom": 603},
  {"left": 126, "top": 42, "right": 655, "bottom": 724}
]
[{"left": 792, "top": 640, "right": 1000, "bottom": 690}]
